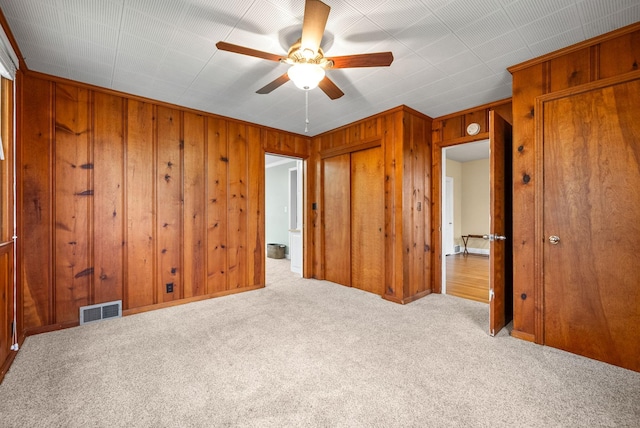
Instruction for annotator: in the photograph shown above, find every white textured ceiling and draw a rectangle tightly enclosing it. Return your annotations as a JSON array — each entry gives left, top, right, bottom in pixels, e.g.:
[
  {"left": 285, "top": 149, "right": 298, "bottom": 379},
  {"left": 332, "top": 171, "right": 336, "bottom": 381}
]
[{"left": 1, "top": 0, "right": 639, "bottom": 136}]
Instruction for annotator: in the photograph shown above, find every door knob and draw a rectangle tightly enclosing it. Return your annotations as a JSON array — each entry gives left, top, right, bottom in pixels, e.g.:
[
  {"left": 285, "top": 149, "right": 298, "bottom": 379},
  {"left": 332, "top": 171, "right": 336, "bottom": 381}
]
[
  {"left": 549, "top": 235, "right": 560, "bottom": 245},
  {"left": 483, "top": 234, "right": 507, "bottom": 241}
]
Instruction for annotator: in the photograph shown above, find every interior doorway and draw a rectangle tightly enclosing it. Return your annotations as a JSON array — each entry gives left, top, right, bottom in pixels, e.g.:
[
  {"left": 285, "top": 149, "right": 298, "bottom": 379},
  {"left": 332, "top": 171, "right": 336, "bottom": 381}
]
[
  {"left": 265, "top": 154, "right": 304, "bottom": 277},
  {"left": 441, "top": 140, "right": 490, "bottom": 302},
  {"left": 435, "top": 112, "right": 513, "bottom": 336}
]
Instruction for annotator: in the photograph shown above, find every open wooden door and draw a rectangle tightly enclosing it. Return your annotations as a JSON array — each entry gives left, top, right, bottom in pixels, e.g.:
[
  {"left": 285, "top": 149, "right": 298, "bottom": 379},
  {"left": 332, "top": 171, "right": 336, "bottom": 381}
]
[
  {"left": 488, "top": 111, "right": 513, "bottom": 336},
  {"left": 539, "top": 77, "right": 640, "bottom": 372}
]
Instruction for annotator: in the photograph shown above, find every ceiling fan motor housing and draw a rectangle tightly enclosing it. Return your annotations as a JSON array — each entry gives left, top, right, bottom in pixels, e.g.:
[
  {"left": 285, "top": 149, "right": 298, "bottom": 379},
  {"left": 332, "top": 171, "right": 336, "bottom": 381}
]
[{"left": 285, "top": 40, "right": 333, "bottom": 69}]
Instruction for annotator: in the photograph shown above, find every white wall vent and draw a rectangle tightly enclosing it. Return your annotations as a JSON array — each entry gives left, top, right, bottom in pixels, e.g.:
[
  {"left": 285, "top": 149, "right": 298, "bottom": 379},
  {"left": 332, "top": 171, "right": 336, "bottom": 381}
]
[
  {"left": 454, "top": 245, "right": 461, "bottom": 253},
  {"left": 79, "top": 300, "right": 122, "bottom": 325}
]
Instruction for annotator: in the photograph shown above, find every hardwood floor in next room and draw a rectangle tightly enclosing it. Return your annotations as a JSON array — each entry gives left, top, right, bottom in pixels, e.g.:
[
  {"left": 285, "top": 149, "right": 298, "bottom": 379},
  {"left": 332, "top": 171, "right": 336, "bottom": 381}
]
[{"left": 446, "top": 254, "right": 489, "bottom": 304}]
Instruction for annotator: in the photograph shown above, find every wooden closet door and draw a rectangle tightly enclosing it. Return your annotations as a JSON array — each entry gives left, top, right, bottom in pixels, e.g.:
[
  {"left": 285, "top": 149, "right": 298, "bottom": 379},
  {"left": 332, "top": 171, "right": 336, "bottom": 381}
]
[
  {"left": 323, "top": 154, "right": 351, "bottom": 286},
  {"left": 540, "top": 77, "right": 640, "bottom": 372},
  {"left": 351, "top": 147, "right": 384, "bottom": 295}
]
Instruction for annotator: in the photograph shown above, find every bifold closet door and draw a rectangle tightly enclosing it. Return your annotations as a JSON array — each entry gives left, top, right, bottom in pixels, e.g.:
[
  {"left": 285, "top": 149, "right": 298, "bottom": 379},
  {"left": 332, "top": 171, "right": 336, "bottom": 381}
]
[
  {"left": 323, "top": 153, "right": 351, "bottom": 286},
  {"left": 351, "top": 147, "right": 384, "bottom": 294}
]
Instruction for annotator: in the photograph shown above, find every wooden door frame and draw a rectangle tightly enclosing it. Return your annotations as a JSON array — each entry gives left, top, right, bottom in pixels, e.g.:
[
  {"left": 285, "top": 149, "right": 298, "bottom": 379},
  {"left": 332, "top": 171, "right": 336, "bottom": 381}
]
[
  {"left": 432, "top": 137, "right": 488, "bottom": 294},
  {"left": 431, "top": 113, "right": 512, "bottom": 306},
  {"left": 263, "top": 151, "right": 310, "bottom": 279},
  {"left": 533, "top": 70, "right": 640, "bottom": 344}
]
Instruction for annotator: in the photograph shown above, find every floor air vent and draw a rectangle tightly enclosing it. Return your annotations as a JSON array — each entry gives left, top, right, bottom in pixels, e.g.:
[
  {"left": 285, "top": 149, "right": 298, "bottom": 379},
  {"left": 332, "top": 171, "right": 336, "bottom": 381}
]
[{"left": 80, "top": 300, "right": 122, "bottom": 325}]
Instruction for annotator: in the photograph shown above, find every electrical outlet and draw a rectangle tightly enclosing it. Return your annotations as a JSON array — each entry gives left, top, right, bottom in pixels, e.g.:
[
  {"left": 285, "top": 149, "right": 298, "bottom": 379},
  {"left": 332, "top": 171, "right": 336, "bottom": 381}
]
[{"left": 166, "top": 282, "right": 174, "bottom": 293}]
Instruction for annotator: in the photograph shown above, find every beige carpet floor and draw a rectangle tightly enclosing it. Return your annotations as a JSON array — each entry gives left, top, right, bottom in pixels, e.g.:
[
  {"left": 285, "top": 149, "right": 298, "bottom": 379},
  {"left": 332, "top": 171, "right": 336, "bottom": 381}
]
[{"left": 0, "top": 258, "right": 638, "bottom": 427}]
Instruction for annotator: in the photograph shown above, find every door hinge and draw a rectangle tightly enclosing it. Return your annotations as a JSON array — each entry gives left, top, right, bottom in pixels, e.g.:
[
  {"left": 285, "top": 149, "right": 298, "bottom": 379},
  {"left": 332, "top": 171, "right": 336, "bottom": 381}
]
[{"left": 489, "top": 289, "right": 495, "bottom": 301}]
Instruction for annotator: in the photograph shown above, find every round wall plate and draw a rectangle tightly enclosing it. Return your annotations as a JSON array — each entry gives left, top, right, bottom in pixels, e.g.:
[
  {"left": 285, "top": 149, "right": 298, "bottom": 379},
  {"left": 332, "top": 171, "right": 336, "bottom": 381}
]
[{"left": 466, "top": 122, "right": 481, "bottom": 136}]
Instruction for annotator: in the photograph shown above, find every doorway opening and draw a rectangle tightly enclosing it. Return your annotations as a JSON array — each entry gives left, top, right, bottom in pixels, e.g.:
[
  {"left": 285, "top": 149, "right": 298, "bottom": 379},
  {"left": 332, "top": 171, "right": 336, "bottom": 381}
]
[
  {"left": 441, "top": 140, "right": 490, "bottom": 303},
  {"left": 265, "top": 154, "right": 304, "bottom": 279}
]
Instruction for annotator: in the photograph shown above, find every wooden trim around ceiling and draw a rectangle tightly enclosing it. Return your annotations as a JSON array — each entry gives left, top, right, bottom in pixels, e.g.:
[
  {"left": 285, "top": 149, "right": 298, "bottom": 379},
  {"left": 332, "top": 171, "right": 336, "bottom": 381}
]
[
  {"left": 314, "top": 105, "right": 432, "bottom": 138},
  {"left": 320, "top": 138, "right": 382, "bottom": 159},
  {"left": 508, "top": 21, "right": 640, "bottom": 73},
  {"left": 0, "top": 8, "right": 27, "bottom": 72},
  {"left": 432, "top": 98, "right": 512, "bottom": 122},
  {"left": 24, "top": 70, "right": 311, "bottom": 140}
]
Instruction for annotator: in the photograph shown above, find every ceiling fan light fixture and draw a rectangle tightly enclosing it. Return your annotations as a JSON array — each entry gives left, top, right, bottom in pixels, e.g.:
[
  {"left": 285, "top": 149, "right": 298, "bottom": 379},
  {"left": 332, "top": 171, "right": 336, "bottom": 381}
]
[{"left": 287, "top": 63, "right": 325, "bottom": 90}]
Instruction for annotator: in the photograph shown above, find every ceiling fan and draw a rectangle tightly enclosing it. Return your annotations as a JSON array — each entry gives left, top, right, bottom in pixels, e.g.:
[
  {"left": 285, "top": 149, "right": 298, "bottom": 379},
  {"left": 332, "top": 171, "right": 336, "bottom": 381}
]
[{"left": 215, "top": 0, "right": 394, "bottom": 100}]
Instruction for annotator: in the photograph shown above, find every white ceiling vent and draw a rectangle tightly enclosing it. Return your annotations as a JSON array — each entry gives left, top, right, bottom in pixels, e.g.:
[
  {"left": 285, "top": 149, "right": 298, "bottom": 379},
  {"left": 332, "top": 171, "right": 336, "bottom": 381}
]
[{"left": 79, "top": 301, "right": 122, "bottom": 325}]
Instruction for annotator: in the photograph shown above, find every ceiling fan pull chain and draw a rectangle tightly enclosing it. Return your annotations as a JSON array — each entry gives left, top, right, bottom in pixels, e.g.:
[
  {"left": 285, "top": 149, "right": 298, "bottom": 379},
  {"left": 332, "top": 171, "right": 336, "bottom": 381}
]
[{"left": 305, "top": 90, "right": 309, "bottom": 133}]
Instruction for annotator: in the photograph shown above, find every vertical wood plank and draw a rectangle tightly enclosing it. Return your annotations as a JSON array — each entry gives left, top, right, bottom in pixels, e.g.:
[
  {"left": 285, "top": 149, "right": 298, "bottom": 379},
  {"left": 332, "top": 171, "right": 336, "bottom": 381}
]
[
  {"left": 511, "top": 64, "right": 545, "bottom": 340},
  {"left": 309, "top": 140, "right": 323, "bottom": 278},
  {"left": 0, "top": 246, "right": 11, "bottom": 370},
  {"left": 93, "top": 92, "right": 124, "bottom": 304},
  {"left": 227, "top": 122, "right": 247, "bottom": 289},
  {"left": 423, "top": 117, "right": 433, "bottom": 297},
  {"left": 441, "top": 116, "right": 463, "bottom": 141},
  {"left": 125, "top": 100, "right": 155, "bottom": 309},
  {"left": 384, "top": 111, "right": 406, "bottom": 302},
  {"left": 183, "top": 112, "right": 206, "bottom": 298},
  {"left": 406, "top": 113, "right": 431, "bottom": 298},
  {"left": 549, "top": 48, "right": 592, "bottom": 92},
  {"left": 351, "top": 146, "right": 384, "bottom": 294},
  {"left": 598, "top": 30, "right": 640, "bottom": 78},
  {"left": 20, "top": 75, "right": 53, "bottom": 329},
  {"left": 382, "top": 113, "right": 396, "bottom": 299},
  {"left": 246, "top": 125, "right": 264, "bottom": 287},
  {"left": 54, "top": 84, "right": 91, "bottom": 323},
  {"left": 323, "top": 153, "right": 351, "bottom": 286},
  {"left": 294, "top": 135, "right": 310, "bottom": 158},
  {"left": 206, "top": 118, "right": 228, "bottom": 293},
  {"left": 156, "top": 106, "right": 182, "bottom": 302}
]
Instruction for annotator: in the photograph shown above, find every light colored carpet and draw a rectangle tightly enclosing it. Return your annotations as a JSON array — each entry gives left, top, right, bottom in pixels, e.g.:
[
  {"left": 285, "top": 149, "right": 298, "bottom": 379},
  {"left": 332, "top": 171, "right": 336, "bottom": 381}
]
[{"left": 0, "top": 258, "right": 638, "bottom": 427}]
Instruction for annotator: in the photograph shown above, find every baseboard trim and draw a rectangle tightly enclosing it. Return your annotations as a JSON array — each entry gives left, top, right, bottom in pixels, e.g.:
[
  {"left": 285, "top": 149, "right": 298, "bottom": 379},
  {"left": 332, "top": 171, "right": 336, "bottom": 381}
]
[
  {"left": 124, "top": 285, "right": 265, "bottom": 316},
  {"left": 0, "top": 333, "right": 26, "bottom": 384},
  {"left": 0, "top": 347, "right": 18, "bottom": 384},
  {"left": 25, "top": 321, "right": 79, "bottom": 336},
  {"left": 467, "top": 247, "right": 490, "bottom": 255},
  {"left": 382, "top": 289, "right": 432, "bottom": 305},
  {"left": 21, "top": 286, "right": 265, "bottom": 337},
  {"left": 511, "top": 329, "right": 536, "bottom": 342}
]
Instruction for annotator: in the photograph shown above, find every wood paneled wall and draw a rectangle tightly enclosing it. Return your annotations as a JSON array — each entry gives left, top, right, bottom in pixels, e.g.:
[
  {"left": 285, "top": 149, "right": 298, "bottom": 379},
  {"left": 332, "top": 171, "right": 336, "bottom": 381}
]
[
  {"left": 508, "top": 22, "right": 640, "bottom": 343},
  {"left": 0, "top": 76, "right": 15, "bottom": 383},
  {"left": 17, "top": 72, "right": 310, "bottom": 333},
  {"left": 432, "top": 100, "right": 512, "bottom": 145},
  {"left": 309, "top": 106, "right": 432, "bottom": 304},
  {"left": 0, "top": 242, "right": 13, "bottom": 380},
  {"left": 430, "top": 99, "right": 513, "bottom": 296}
]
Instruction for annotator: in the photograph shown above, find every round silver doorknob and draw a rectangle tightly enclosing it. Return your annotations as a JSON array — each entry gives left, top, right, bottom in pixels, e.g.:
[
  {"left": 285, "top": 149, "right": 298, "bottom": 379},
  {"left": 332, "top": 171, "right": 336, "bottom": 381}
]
[{"left": 549, "top": 235, "right": 560, "bottom": 245}]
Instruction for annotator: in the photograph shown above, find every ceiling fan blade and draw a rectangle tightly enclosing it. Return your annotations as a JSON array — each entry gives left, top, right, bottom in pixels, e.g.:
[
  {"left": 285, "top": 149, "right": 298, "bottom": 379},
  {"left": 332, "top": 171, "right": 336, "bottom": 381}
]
[
  {"left": 216, "top": 41, "right": 283, "bottom": 62},
  {"left": 318, "top": 76, "right": 344, "bottom": 100},
  {"left": 256, "top": 73, "right": 291, "bottom": 94},
  {"left": 330, "top": 52, "right": 394, "bottom": 69},
  {"left": 301, "top": 0, "right": 330, "bottom": 55}
]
